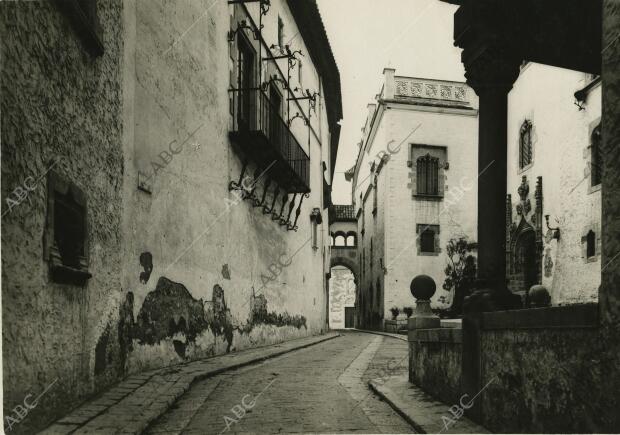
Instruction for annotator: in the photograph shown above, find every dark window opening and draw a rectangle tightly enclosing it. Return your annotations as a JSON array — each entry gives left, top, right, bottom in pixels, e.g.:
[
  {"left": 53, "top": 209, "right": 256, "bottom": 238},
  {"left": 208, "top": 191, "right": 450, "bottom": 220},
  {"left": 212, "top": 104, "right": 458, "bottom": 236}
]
[
  {"left": 54, "top": 190, "right": 86, "bottom": 268},
  {"left": 591, "top": 123, "right": 602, "bottom": 186},
  {"left": 277, "top": 16, "right": 284, "bottom": 48},
  {"left": 237, "top": 35, "right": 255, "bottom": 128},
  {"left": 45, "top": 171, "right": 91, "bottom": 286},
  {"left": 417, "top": 154, "right": 439, "bottom": 195},
  {"left": 519, "top": 120, "right": 533, "bottom": 169},
  {"left": 420, "top": 229, "right": 435, "bottom": 253},
  {"left": 56, "top": 0, "right": 104, "bottom": 56},
  {"left": 586, "top": 230, "right": 596, "bottom": 258}
]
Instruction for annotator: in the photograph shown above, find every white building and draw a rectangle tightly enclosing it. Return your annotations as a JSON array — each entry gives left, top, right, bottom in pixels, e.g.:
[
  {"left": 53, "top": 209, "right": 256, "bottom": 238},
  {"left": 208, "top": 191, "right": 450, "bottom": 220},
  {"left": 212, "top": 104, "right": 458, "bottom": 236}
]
[
  {"left": 349, "top": 68, "right": 479, "bottom": 329},
  {"left": 505, "top": 63, "right": 601, "bottom": 304}
]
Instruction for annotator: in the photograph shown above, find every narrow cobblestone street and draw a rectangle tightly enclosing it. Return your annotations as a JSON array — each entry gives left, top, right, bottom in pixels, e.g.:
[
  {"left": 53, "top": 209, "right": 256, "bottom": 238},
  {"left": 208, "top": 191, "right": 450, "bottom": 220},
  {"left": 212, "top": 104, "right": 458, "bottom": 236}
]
[{"left": 146, "top": 332, "right": 413, "bottom": 434}]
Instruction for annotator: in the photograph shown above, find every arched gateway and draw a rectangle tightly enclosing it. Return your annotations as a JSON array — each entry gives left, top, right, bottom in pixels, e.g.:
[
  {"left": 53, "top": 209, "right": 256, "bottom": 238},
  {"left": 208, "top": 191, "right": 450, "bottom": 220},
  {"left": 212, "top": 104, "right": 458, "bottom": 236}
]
[{"left": 328, "top": 205, "right": 360, "bottom": 328}]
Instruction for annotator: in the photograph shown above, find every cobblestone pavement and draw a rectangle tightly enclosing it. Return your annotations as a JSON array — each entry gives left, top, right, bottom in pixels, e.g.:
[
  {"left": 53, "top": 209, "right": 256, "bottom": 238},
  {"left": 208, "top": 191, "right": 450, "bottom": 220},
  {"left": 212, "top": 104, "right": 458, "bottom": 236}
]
[{"left": 146, "top": 331, "right": 414, "bottom": 434}]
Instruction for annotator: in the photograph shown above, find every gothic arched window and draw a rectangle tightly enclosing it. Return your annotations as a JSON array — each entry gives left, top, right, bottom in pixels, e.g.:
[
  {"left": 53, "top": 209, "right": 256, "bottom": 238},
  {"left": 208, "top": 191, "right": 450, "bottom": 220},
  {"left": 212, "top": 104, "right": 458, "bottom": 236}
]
[
  {"left": 591, "top": 123, "right": 602, "bottom": 187},
  {"left": 416, "top": 154, "right": 439, "bottom": 195},
  {"left": 519, "top": 120, "right": 533, "bottom": 169}
]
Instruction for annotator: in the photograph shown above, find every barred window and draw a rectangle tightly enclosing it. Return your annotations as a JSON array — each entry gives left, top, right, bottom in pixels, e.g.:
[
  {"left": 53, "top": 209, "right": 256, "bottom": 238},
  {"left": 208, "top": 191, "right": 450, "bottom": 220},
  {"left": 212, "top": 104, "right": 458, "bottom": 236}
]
[
  {"left": 591, "top": 123, "right": 602, "bottom": 186},
  {"left": 519, "top": 120, "right": 533, "bottom": 169},
  {"left": 416, "top": 154, "right": 439, "bottom": 195}
]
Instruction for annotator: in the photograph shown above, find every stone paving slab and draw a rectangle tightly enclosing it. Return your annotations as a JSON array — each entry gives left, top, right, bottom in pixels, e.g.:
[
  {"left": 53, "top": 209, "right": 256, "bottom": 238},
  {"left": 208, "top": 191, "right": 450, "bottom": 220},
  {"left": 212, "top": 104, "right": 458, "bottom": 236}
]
[
  {"left": 39, "top": 333, "right": 339, "bottom": 435},
  {"left": 369, "top": 375, "right": 490, "bottom": 434}
]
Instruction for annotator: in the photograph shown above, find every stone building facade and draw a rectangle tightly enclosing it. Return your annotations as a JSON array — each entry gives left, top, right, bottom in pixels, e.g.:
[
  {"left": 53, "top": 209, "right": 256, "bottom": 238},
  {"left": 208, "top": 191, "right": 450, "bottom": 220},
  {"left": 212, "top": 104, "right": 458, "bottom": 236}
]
[
  {"left": 1, "top": 0, "right": 341, "bottom": 432},
  {"left": 349, "top": 68, "right": 479, "bottom": 329},
  {"left": 505, "top": 63, "right": 602, "bottom": 305}
]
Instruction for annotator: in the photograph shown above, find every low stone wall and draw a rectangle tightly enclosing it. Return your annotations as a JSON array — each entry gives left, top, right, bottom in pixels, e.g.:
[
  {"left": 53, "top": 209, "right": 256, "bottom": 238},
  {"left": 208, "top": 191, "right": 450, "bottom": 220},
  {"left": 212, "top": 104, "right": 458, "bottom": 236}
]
[
  {"left": 408, "top": 327, "right": 462, "bottom": 405},
  {"left": 472, "top": 303, "right": 620, "bottom": 433},
  {"left": 409, "top": 303, "right": 620, "bottom": 432}
]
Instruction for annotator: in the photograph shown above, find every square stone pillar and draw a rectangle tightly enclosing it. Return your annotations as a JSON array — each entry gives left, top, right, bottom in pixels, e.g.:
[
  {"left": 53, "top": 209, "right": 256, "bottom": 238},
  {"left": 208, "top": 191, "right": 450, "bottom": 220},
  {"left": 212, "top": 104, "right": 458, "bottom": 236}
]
[
  {"left": 601, "top": 2, "right": 620, "bottom": 325},
  {"left": 383, "top": 67, "right": 395, "bottom": 99}
]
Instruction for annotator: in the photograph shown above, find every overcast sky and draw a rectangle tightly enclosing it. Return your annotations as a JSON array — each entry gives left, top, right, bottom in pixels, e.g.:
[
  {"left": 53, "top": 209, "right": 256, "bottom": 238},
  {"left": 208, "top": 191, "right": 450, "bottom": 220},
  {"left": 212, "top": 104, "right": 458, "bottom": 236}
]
[{"left": 317, "top": 0, "right": 466, "bottom": 204}]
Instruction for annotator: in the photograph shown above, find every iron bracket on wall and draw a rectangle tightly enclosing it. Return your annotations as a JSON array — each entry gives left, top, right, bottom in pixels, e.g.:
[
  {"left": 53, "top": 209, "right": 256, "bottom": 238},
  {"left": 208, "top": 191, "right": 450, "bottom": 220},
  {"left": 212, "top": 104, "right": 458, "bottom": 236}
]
[
  {"left": 227, "top": 19, "right": 262, "bottom": 41},
  {"left": 264, "top": 185, "right": 279, "bottom": 214},
  {"left": 275, "top": 192, "right": 289, "bottom": 221},
  {"left": 229, "top": 159, "right": 249, "bottom": 194},
  {"left": 254, "top": 178, "right": 271, "bottom": 207},
  {"left": 287, "top": 193, "right": 308, "bottom": 231},
  {"left": 282, "top": 193, "right": 297, "bottom": 226}
]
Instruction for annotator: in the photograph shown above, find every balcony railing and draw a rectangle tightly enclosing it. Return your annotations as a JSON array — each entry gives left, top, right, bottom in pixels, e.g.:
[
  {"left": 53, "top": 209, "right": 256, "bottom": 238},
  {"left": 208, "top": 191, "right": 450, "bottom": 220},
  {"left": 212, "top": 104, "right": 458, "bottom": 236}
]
[{"left": 229, "top": 87, "right": 310, "bottom": 193}]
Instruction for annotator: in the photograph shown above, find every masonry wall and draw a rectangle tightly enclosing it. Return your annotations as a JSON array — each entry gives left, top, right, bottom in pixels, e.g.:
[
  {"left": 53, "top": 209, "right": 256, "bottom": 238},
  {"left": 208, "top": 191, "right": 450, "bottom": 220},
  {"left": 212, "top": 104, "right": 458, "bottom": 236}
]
[
  {"left": 407, "top": 306, "right": 620, "bottom": 432},
  {"left": 507, "top": 63, "right": 602, "bottom": 304},
  {"left": 384, "top": 103, "right": 478, "bottom": 317},
  {"left": 1, "top": 1, "right": 125, "bottom": 432},
  {"left": 408, "top": 329, "right": 462, "bottom": 406}
]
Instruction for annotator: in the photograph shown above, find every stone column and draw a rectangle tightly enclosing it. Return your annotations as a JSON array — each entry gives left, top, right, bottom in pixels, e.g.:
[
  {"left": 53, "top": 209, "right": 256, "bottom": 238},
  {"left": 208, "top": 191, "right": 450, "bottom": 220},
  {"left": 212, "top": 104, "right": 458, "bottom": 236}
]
[
  {"left": 601, "top": 2, "right": 620, "bottom": 325},
  {"left": 464, "top": 46, "right": 521, "bottom": 296}
]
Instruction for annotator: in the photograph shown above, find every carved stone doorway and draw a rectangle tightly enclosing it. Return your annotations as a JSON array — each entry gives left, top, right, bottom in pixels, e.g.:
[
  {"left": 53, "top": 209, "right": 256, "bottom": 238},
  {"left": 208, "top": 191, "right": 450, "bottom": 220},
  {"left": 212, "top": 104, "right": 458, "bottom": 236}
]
[{"left": 515, "top": 229, "right": 538, "bottom": 294}]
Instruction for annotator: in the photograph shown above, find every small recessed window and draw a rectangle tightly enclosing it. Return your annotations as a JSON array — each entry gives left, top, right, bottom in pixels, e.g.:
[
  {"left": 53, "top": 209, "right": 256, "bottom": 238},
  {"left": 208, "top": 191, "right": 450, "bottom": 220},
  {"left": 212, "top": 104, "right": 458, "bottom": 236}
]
[
  {"left": 57, "top": 0, "right": 104, "bottom": 56},
  {"left": 417, "top": 224, "right": 440, "bottom": 255},
  {"left": 519, "top": 120, "right": 533, "bottom": 169},
  {"left": 45, "top": 172, "right": 91, "bottom": 286},
  {"left": 586, "top": 230, "right": 596, "bottom": 258},
  {"left": 420, "top": 229, "right": 435, "bottom": 253},
  {"left": 277, "top": 16, "right": 284, "bottom": 48},
  {"left": 591, "top": 123, "right": 602, "bottom": 187}
]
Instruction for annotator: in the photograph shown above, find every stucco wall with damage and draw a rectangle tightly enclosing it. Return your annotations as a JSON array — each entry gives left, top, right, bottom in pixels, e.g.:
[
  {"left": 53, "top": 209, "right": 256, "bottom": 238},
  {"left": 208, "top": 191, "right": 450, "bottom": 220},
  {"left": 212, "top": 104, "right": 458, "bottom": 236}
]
[
  {"left": 110, "top": 0, "right": 330, "bottom": 378},
  {"left": 1, "top": 1, "right": 125, "bottom": 433}
]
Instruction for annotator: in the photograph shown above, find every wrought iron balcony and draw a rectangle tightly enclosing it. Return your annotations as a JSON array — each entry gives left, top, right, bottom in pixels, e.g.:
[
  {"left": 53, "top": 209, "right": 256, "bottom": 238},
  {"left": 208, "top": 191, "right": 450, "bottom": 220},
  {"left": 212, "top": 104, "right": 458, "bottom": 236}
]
[{"left": 229, "top": 87, "right": 310, "bottom": 193}]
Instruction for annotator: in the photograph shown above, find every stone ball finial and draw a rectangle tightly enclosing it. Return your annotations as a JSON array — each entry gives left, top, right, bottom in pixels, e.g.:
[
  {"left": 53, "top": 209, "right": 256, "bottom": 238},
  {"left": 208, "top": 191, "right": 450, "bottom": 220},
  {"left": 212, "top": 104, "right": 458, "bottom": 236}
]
[
  {"left": 410, "top": 275, "right": 436, "bottom": 301},
  {"left": 528, "top": 284, "right": 551, "bottom": 307}
]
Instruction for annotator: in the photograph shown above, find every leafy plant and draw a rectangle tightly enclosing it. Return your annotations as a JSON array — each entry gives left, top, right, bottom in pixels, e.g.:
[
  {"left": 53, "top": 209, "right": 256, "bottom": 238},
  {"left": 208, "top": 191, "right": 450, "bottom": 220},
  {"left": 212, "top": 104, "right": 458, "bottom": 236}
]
[
  {"left": 443, "top": 237, "right": 477, "bottom": 316},
  {"left": 389, "top": 306, "right": 400, "bottom": 320},
  {"left": 403, "top": 306, "right": 414, "bottom": 318}
]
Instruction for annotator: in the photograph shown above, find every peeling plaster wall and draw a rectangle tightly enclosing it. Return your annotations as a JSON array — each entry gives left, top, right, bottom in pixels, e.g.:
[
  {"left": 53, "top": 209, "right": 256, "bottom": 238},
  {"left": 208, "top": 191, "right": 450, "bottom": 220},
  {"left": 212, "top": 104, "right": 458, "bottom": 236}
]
[
  {"left": 507, "top": 63, "right": 602, "bottom": 305},
  {"left": 1, "top": 1, "right": 125, "bottom": 433},
  {"left": 117, "top": 0, "right": 330, "bottom": 376}
]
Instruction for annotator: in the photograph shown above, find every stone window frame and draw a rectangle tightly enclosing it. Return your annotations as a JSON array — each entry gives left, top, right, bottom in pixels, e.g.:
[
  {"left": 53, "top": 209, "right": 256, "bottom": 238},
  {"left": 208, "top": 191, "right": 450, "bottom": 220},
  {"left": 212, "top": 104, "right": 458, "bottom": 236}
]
[
  {"left": 588, "top": 117, "right": 602, "bottom": 193},
  {"left": 55, "top": 0, "right": 104, "bottom": 57},
  {"left": 518, "top": 119, "right": 534, "bottom": 172},
  {"left": 409, "top": 144, "right": 447, "bottom": 201},
  {"left": 581, "top": 222, "right": 601, "bottom": 263},
  {"left": 416, "top": 224, "right": 441, "bottom": 256},
  {"left": 44, "top": 171, "right": 92, "bottom": 286}
]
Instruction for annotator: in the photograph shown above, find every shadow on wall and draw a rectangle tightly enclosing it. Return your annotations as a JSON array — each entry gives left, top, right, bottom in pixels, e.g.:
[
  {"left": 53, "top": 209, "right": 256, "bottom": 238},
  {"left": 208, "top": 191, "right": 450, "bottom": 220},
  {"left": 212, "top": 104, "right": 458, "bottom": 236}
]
[{"left": 94, "top": 256, "right": 307, "bottom": 383}]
